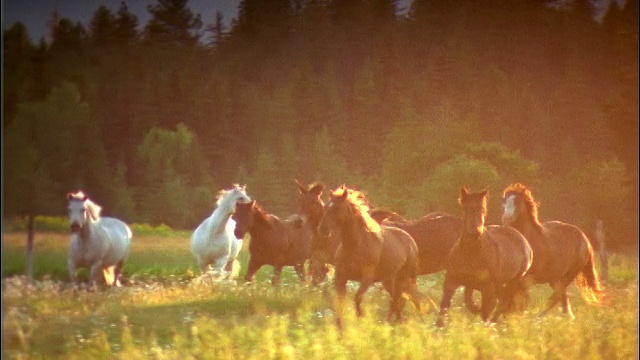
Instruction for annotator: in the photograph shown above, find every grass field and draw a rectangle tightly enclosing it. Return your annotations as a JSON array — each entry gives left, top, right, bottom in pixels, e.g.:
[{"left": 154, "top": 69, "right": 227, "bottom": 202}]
[{"left": 2, "top": 231, "right": 638, "bottom": 359}]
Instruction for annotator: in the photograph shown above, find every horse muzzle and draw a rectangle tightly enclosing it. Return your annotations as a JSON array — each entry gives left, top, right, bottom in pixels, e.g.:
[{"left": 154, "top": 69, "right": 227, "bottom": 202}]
[{"left": 70, "top": 223, "right": 81, "bottom": 233}]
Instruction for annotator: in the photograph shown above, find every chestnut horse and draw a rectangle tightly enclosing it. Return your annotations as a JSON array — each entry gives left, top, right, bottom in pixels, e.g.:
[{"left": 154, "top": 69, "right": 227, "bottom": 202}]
[
  {"left": 437, "top": 188, "right": 533, "bottom": 326},
  {"left": 296, "top": 181, "right": 480, "bottom": 313},
  {"left": 318, "top": 186, "right": 422, "bottom": 327},
  {"left": 232, "top": 199, "right": 312, "bottom": 285},
  {"left": 501, "top": 183, "right": 603, "bottom": 319}
]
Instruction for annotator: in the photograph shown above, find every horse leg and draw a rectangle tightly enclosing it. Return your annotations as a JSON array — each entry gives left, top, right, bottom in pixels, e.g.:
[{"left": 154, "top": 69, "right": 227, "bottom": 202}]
[
  {"left": 539, "top": 281, "right": 568, "bottom": 318},
  {"left": 89, "top": 262, "right": 103, "bottom": 288},
  {"left": 354, "top": 269, "right": 375, "bottom": 317},
  {"left": 436, "top": 275, "right": 459, "bottom": 327},
  {"left": 398, "top": 275, "right": 422, "bottom": 318},
  {"left": 334, "top": 269, "right": 348, "bottom": 330},
  {"left": 561, "top": 291, "right": 575, "bottom": 320},
  {"left": 480, "top": 284, "right": 497, "bottom": 323},
  {"left": 244, "top": 257, "right": 261, "bottom": 283},
  {"left": 464, "top": 286, "right": 481, "bottom": 314},
  {"left": 68, "top": 259, "right": 78, "bottom": 284},
  {"left": 103, "top": 266, "right": 115, "bottom": 286},
  {"left": 113, "top": 260, "right": 124, "bottom": 287},
  {"left": 272, "top": 266, "right": 283, "bottom": 286},
  {"left": 294, "top": 262, "right": 307, "bottom": 283}
]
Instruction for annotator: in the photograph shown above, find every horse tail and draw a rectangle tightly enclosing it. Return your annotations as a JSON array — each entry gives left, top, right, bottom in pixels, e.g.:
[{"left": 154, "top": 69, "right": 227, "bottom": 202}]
[
  {"left": 463, "top": 287, "right": 481, "bottom": 314},
  {"left": 575, "top": 243, "right": 604, "bottom": 304}
]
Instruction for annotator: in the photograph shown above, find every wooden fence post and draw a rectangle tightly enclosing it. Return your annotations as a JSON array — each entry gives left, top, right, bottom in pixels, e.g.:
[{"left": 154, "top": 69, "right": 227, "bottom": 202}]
[{"left": 595, "top": 219, "right": 608, "bottom": 284}]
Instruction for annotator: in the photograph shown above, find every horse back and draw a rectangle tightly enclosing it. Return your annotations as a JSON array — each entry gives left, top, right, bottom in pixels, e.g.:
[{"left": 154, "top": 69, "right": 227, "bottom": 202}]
[
  {"left": 388, "top": 215, "right": 462, "bottom": 275},
  {"left": 484, "top": 225, "right": 533, "bottom": 282}
]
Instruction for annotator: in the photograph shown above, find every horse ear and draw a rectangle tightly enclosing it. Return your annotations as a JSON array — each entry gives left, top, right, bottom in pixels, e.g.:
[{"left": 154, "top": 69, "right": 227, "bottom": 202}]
[
  {"left": 67, "top": 192, "right": 74, "bottom": 201},
  {"left": 341, "top": 188, "right": 348, "bottom": 200},
  {"left": 481, "top": 188, "right": 489, "bottom": 197},
  {"left": 294, "top": 179, "right": 307, "bottom": 194},
  {"left": 460, "top": 187, "right": 469, "bottom": 199}
]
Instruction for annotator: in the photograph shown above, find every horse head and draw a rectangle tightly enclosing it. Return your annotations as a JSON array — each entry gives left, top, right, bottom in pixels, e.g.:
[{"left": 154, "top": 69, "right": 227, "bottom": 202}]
[
  {"left": 501, "top": 183, "right": 541, "bottom": 227},
  {"left": 459, "top": 187, "right": 488, "bottom": 238},
  {"left": 295, "top": 180, "right": 325, "bottom": 230},
  {"left": 67, "top": 190, "right": 100, "bottom": 233},
  {"left": 216, "top": 184, "right": 251, "bottom": 215}
]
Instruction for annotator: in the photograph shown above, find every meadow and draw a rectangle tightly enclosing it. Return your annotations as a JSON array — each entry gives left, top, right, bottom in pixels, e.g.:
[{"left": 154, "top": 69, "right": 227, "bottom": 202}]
[{"left": 2, "top": 230, "right": 638, "bottom": 359}]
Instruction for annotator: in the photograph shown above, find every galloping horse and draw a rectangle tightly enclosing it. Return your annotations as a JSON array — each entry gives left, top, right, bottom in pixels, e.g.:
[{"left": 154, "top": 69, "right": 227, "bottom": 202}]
[
  {"left": 67, "top": 191, "right": 132, "bottom": 287},
  {"left": 318, "top": 186, "right": 422, "bottom": 326},
  {"left": 232, "top": 199, "right": 313, "bottom": 285},
  {"left": 501, "top": 183, "right": 603, "bottom": 319},
  {"left": 190, "top": 184, "right": 251, "bottom": 278},
  {"left": 437, "top": 188, "right": 532, "bottom": 326},
  {"left": 294, "top": 180, "right": 332, "bottom": 285}
]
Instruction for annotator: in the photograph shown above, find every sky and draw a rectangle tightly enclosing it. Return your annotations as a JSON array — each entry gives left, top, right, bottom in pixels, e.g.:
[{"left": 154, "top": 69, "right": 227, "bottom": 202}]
[
  {"left": 1, "top": 0, "right": 626, "bottom": 44},
  {"left": 2, "top": 0, "right": 242, "bottom": 43}
]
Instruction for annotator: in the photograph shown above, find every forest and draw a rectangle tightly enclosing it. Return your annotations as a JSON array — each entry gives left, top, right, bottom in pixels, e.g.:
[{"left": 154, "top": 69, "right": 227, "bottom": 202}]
[{"left": 3, "top": 0, "right": 637, "bottom": 250}]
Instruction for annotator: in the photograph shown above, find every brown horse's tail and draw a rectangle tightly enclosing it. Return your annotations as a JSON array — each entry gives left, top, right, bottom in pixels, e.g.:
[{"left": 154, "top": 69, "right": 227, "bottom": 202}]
[{"left": 575, "top": 248, "right": 604, "bottom": 304}]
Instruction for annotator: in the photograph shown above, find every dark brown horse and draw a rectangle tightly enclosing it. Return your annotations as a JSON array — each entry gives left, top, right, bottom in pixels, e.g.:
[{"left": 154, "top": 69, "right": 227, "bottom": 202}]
[
  {"left": 501, "top": 183, "right": 603, "bottom": 318},
  {"left": 232, "top": 200, "right": 313, "bottom": 285},
  {"left": 436, "top": 188, "right": 533, "bottom": 326},
  {"left": 318, "top": 186, "right": 422, "bottom": 326}
]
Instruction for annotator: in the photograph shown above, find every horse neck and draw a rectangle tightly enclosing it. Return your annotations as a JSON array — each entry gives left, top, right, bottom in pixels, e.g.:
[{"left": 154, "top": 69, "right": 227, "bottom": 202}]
[
  {"left": 79, "top": 217, "right": 99, "bottom": 242},
  {"left": 339, "top": 217, "right": 369, "bottom": 251},
  {"left": 510, "top": 213, "right": 543, "bottom": 239},
  {"left": 209, "top": 205, "right": 233, "bottom": 234},
  {"left": 459, "top": 228, "right": 483, "bottom": 250},
  {"left": 248, "top": 210, "right": 273, "bottom": 239}
]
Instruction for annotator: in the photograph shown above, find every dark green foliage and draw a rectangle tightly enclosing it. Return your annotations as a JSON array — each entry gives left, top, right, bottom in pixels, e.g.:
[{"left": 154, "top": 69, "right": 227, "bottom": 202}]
[{"left": 2, "top": 0, "right": 636, "bottom": 249}]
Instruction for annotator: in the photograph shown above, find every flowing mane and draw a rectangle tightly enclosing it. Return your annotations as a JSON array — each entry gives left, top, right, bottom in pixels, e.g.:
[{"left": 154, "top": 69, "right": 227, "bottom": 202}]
[
  {"left": 331, "top": 187, "right": 381, "bottom": 233},
  {"left": 68, "top": 190, "right": 102, "bottom": 221},
  {"left": 216, "top": 184, "right": 247, "bottom": 207},
  {"left": 503, "top": 183, "right": 542, "bottom": 227}
]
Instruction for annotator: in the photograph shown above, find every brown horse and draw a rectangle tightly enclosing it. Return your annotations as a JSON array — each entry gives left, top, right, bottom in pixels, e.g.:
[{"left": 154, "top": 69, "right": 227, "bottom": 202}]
[
  {"left": 436, "top": 188, "right": 533, "bottom": 326},
  {"left": 501, "top": 183, "right": 603, "bottom": 319},
  {"left": 232, "top": 200, "right": 313, "bottom": 285},
  {"left": 318, "top": 186, "right": 422, "bottom": 327}
]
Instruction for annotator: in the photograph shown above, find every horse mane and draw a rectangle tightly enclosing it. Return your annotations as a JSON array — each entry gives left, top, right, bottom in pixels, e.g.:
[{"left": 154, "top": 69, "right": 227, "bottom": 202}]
[
  {"left": 252, "top": 202, "right": 273, "bottom": 224},
  {"left": 216, "top": 184, "right": 246, "bottom": 207},
  {"left": 68, "top": 190, "right": 102, "bottom": 221},
  {"left": 503, "top": 183, "right": 542, "bottom": 227},
  {"left": 84, "top": 199, "right": 102, "bottom": 221},
  {"left": 331, "top": 187, "right": 381, "bottom": 233}
]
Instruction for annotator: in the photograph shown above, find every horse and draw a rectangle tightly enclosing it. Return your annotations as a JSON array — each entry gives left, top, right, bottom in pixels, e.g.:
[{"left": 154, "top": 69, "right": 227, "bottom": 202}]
[
  {"left": 232, "top": 199, "right": 313, "bottom": 285},
  {"left": 67, "top": 191, "right": 132, "bottom": 287},
  {"left": 436, "top": 188, "right": 533, "bottom": 326},
  {"left": 318, "top": 185, "right": 422, "bottom": 327},
  {"left": 294, "top": 180, "right": 332, "bottom": 285},
  {"left": 297, "top": 183, "right": 407, "bottom": 286},
  {"left": 190, "top": 184, "right": 251, "bottom": 279},
  {"left": 501, "top": 183, "right": 603, "bottom": 319}
]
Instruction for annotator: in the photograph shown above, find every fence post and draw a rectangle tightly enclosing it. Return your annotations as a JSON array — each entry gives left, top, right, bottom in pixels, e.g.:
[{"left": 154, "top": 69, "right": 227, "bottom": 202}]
[{"left": 595, "top": 219, "right": 608, "bottom": 284}]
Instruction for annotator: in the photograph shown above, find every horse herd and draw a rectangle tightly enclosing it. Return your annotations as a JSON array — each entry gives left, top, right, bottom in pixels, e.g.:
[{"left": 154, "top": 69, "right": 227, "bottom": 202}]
[{"left": 65, "top": 181, "right": 603, "bottom": 327}]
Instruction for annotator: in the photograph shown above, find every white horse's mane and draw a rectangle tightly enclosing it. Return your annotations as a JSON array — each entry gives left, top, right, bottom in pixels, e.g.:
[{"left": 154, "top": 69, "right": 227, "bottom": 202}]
[
  {"left": 69, "top": 190, "right": 102, "bottom": 221},
  {"left": 215, "top": 184, "right": 247, "bottom": 207}
]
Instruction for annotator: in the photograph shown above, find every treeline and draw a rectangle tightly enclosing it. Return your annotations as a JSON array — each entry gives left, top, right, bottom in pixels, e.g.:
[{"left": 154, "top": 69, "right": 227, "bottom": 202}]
[{"left": 3, "top": 0, "right": 637, "bottom": 250}]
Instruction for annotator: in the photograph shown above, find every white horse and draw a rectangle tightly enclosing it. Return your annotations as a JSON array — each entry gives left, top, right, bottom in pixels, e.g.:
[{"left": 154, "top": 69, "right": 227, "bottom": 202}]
[
  {"left": 67, "top": 191, "right": 132, "bottom": 287},
  {"left": 191, "top": 184, "right": 251, "bottom": 279}
]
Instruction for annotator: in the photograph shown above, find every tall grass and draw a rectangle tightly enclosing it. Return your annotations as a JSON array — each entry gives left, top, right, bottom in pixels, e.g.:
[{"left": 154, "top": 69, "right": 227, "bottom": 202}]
[{"left": 3, "top": 231, "right": 638, "bottom": 359}]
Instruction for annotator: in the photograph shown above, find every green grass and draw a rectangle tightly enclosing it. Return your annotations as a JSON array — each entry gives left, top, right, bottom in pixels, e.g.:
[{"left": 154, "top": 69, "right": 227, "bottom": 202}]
[{"left": 2, "top": 231, "right": 638, "bottom": 359}]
